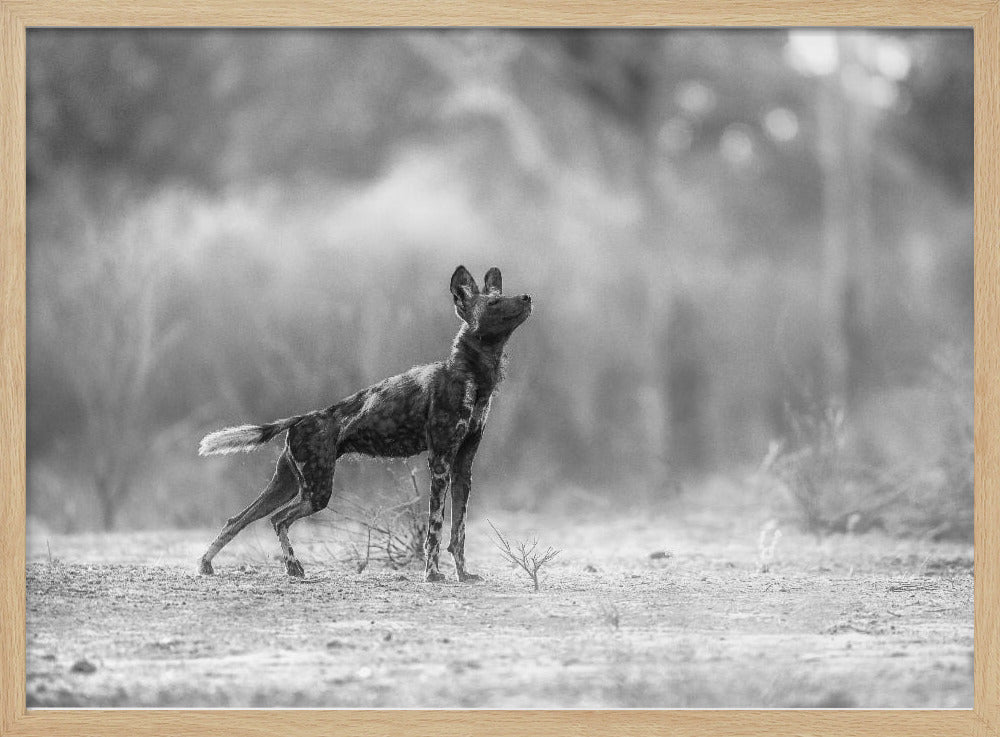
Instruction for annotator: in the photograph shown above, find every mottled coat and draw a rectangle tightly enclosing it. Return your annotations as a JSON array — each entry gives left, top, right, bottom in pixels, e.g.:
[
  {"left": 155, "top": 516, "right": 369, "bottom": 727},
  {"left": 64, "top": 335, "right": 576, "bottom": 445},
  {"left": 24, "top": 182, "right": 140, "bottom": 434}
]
[{"left": 198, "top": 266, "right": 532, "bottom": 581}]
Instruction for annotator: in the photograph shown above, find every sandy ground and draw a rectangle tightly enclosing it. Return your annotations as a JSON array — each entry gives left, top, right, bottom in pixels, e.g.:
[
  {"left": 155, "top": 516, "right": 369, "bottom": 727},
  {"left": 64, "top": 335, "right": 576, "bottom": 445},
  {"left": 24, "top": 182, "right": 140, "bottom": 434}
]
[{"left": 25, "top": 505, "right": 973, "bottom": 708}]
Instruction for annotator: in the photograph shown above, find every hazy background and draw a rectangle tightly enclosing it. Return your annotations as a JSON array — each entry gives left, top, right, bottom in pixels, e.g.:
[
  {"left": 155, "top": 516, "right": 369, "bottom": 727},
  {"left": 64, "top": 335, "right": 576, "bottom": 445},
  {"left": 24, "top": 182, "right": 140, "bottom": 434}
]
[{"left": 25, "top": 29, "right": 972, "bottom": 539}]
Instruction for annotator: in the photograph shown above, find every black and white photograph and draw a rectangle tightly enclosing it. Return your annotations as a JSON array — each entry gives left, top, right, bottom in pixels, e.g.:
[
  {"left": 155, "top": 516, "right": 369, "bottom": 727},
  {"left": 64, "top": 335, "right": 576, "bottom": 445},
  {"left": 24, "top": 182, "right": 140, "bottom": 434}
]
[{"left": 25, "top": 28, "right": 973, "bottom": 708}]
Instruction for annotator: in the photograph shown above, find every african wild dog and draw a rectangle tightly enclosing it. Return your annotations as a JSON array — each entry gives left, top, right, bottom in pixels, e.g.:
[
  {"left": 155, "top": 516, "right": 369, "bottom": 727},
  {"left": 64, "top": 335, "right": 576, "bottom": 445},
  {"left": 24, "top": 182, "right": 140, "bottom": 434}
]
[{"left": 198, "top": 266, "right": 532, "bottom": 582}]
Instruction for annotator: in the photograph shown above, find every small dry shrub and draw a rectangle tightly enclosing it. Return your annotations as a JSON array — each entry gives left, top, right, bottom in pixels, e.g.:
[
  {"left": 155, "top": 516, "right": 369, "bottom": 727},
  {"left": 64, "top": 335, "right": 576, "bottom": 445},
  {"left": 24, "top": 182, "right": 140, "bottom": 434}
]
[
  {"left": 762, "top": 345, "right": 972, "bottom": 541},
  {"left": 906, "top": 346, "right": 973, "bottom": 540},
  {"left": 488, "top": 520, "right": 561, "bottom": 592},
  {"left": 324, "top": 463, "right": 427, "bottom": 571},
  {"left": 760, "top": 401, "right": 903, "bottom": 535}
]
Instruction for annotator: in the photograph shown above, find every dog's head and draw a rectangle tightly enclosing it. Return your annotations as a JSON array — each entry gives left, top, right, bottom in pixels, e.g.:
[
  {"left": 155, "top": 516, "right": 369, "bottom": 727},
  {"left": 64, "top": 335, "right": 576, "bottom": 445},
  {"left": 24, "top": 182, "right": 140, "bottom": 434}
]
[{"left": 450, "top": 265, "right": 531, "bottom": 339}]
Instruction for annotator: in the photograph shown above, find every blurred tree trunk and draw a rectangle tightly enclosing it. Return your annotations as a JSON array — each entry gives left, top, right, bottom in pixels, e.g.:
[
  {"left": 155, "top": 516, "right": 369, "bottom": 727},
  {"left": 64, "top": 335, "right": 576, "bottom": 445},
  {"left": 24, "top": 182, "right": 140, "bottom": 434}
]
[
  {"left": 817, "top": 36, "right": 874, "bottom": 410},
  {"left": 58, "top": 236, "right": 182, "bottom": 530},
  {"left": 560, "top": 33, "right": 675, "bottom": 483},
  {"left": 95, "top": 474, "right": 126, "bottom": 531},
  {"left": 664, "top": 296, "right": 708, "bottom": 472},
  {"left": 842, "top": 36, "right": 877, "bottom": 406}
]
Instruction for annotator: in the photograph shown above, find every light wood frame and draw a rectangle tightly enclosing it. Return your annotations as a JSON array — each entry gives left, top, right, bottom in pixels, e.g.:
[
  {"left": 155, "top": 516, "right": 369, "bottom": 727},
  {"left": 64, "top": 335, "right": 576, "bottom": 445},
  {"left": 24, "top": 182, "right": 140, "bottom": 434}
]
[{"left": 1, "top": 3, "right": 996, "bottom": 735}]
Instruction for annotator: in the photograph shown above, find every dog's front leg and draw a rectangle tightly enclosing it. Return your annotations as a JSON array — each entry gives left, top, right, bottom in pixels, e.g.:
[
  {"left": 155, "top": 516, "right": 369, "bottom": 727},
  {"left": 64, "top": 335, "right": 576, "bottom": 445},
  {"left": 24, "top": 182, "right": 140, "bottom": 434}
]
[
  {"left": 424, "top": 453, "right": 452, "bottom": 582},
  {"left": 448, "top": 431, "right": 482, "bottom": 582}
]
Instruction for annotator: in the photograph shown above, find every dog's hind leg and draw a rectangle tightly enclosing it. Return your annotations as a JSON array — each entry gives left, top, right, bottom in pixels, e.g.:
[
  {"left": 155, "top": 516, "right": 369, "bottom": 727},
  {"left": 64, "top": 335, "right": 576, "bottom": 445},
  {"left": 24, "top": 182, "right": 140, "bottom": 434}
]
[
  {"left": 269, "top": 457, "right": 335, "bottom": 578},
  {"left": 199, "top": 451, "right": 298, "bottom": 575}
]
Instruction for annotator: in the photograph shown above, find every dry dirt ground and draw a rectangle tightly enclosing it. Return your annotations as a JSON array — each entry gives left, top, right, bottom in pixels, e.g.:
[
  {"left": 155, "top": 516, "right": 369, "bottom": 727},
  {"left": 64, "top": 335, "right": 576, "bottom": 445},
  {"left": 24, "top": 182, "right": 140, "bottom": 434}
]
[{"left": 25, "top": 501, "right": 972, "bottom": 708}]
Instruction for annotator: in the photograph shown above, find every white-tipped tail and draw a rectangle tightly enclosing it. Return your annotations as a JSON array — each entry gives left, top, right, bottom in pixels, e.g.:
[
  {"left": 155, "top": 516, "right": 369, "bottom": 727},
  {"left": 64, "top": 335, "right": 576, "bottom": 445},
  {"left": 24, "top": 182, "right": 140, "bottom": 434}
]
[{"left": 198, "top": 425, "right": 265, "bottom": 456}]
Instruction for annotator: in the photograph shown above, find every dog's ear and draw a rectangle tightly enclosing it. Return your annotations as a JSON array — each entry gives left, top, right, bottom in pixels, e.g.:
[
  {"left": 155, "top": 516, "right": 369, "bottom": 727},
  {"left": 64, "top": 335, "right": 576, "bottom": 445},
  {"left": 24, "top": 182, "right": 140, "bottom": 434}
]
[
  {"left": 484, "top": 267, "right": 502, "bottom": 295},
  {"left": 450, "top": 266, "right": 479, "bottom": 317}
]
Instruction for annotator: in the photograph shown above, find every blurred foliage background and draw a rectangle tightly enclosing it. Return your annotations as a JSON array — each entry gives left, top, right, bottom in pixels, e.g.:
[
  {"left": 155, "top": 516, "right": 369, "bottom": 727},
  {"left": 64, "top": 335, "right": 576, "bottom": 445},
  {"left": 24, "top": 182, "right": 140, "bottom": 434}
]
[{"left": 25, "top": 29, "right": 972, "bottom": 537}]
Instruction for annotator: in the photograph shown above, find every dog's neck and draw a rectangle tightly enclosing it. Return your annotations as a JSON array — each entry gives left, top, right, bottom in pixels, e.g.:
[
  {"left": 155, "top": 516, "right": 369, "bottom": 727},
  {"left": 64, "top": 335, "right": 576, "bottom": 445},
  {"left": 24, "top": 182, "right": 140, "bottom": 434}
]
[{"left": 448, "top": 324, "right": 509, "bottom": 392}]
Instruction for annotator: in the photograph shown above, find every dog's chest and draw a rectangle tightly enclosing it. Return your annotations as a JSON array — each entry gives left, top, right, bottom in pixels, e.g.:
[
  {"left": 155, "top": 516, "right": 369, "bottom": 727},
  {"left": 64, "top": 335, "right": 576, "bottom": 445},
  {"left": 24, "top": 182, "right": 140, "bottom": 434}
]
[
  {"left": 469, "top": 392, "right": 495, "bottom": 430},
  {"left": 466, "top": 385, "right": 495, "bottom": 434}
]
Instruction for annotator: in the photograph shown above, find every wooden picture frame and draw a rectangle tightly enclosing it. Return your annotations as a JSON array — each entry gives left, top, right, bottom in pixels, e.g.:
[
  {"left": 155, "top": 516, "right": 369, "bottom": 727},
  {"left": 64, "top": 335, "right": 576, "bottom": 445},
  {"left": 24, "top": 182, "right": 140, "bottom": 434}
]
[{"left": 1, "top": 2, "right": 996, "bottom": 735}]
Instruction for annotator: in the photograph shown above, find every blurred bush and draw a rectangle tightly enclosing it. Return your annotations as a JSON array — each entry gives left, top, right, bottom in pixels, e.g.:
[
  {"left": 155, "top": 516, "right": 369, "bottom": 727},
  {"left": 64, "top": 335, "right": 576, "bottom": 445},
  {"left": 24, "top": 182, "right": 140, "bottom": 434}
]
[{"left": 25, "top": 29, "right": 972, "bottom": 535}]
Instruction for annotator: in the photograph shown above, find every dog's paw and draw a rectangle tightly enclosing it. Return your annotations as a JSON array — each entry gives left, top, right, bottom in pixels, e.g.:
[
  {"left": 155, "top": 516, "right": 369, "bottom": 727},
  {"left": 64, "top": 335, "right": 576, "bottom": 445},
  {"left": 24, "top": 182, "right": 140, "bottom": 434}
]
[
  {"left": 198, "top": 559, "right": 215, "bottom": 576},
  {"left": 285, "top": 559, "right": 306, "bottom": 578},
  {"left": 424, "top": 570, "right": 446, "bottom": 583},
  {"left": 457, "top": 572, "right": 483, "bottom": 583}
]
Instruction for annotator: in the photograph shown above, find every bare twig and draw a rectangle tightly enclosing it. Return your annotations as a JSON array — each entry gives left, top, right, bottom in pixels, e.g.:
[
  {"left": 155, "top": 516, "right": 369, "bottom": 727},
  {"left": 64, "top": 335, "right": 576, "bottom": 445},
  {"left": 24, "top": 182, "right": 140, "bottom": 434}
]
[
  {"left": 356, "top": 525, "right": 372, "bottom": 573},
  {"left": 488, "top": 519, "right": 560, "bottom": 592}
]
